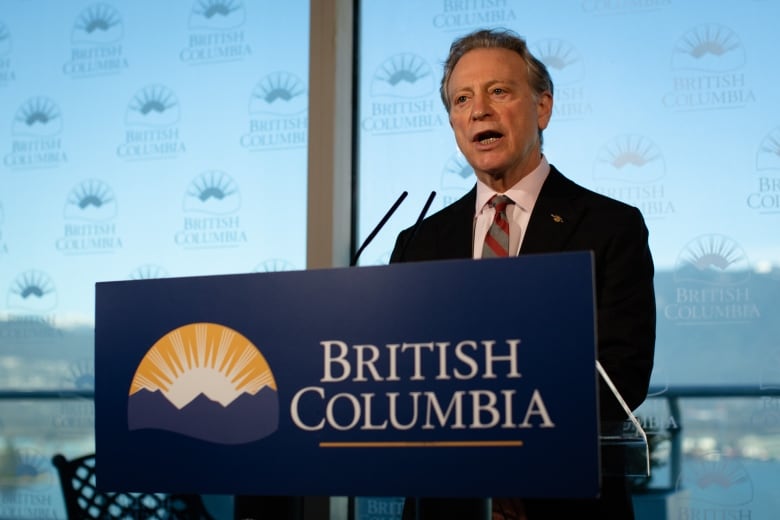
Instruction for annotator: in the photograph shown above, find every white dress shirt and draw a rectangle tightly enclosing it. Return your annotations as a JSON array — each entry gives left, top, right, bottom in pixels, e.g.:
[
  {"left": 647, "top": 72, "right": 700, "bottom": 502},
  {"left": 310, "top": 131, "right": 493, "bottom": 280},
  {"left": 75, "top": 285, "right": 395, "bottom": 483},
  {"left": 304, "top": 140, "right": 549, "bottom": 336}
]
[{"left": 472, "top": 156, "right": 550, "bottom": 259}]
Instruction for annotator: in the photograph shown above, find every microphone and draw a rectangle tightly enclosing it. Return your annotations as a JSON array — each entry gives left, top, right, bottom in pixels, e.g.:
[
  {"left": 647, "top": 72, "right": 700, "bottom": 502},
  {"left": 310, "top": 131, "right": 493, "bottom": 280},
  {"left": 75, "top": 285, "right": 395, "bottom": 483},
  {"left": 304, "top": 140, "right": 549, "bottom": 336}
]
[
  {"left": 397, "top": 191, "right": 436, "bottom": 262},
  {"left": 350, "top": 191, "right": 408, "bottom": 266}
]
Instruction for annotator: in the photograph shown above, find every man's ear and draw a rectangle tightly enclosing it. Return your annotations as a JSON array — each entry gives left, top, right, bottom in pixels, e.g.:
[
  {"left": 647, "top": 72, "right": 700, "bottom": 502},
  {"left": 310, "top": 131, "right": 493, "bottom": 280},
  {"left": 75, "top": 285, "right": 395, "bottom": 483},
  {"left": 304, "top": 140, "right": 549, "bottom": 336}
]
[{"left": 537, "top": 91, "right": 553, "bottom": 130}]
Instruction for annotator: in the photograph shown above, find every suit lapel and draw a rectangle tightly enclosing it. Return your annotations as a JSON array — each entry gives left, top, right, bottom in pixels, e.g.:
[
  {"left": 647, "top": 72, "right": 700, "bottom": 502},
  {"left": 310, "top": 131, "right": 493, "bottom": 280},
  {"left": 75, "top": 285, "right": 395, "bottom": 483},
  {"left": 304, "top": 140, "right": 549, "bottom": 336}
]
[
  {"left": 520, "top": 166, "right": 585, "bottom": 255},
  {"left": 444, "top": 188, "right": 477, "bottom": 258}
]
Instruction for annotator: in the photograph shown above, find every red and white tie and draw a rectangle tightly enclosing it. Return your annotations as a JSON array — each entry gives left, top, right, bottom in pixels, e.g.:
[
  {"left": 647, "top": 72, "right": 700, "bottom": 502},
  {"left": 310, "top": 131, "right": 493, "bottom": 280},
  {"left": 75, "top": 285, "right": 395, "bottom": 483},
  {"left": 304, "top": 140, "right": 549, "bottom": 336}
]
[{"left": 482, "top": 194, "right": 513, "bottom": 258}]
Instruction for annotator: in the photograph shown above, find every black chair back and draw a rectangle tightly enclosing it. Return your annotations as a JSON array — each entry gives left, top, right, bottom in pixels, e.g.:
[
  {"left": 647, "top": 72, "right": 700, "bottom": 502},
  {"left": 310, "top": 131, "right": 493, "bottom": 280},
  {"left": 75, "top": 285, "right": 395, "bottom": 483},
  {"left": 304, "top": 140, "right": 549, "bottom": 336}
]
[{"left": 52, "top": 453, "right": 215, "bottom": 519}]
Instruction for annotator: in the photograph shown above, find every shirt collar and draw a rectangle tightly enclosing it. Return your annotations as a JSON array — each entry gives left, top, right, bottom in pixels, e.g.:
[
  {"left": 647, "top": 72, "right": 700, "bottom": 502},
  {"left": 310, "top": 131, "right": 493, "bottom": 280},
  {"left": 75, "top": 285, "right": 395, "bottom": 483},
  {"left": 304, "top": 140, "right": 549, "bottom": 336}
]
[{"left": 475, "top": 155, "right": 551, "bottom": 214}]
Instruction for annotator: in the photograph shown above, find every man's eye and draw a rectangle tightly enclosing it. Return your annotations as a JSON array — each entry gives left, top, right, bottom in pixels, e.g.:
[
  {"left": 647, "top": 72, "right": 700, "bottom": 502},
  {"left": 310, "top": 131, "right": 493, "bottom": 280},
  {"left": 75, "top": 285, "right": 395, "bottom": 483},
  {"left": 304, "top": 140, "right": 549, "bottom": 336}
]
[
  {"left": 493, "top": 88, "right": 504, "bottom": 95},
  {"left": 455, "top": 95, "right": 468, "bottom": 104}
]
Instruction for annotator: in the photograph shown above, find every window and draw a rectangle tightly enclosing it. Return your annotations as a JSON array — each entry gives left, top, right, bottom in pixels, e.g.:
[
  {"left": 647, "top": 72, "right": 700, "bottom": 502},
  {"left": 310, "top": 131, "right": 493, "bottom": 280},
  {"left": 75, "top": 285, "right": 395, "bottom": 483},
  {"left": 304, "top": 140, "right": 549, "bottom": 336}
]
[
  {"left": 0, "top": 2, "right": 309, "bottom": 518},
  {"left": 355, "top": 1, "right": 780, "bottom": 518}
]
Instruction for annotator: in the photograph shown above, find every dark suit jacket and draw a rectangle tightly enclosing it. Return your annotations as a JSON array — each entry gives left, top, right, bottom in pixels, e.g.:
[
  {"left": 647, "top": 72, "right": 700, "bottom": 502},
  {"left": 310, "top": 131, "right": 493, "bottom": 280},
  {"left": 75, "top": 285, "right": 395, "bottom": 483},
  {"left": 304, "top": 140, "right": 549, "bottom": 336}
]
[{"left": 391, "top": 165, "right": 656, "bottom": 519}]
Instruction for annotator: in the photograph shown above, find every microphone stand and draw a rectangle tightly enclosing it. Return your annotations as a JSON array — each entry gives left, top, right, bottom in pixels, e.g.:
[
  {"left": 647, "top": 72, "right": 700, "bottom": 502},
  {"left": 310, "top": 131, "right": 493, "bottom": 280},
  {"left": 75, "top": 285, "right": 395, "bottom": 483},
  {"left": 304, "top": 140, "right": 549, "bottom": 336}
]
[{"left": 350, "top": 191, "right": 408, "bottom": 266}]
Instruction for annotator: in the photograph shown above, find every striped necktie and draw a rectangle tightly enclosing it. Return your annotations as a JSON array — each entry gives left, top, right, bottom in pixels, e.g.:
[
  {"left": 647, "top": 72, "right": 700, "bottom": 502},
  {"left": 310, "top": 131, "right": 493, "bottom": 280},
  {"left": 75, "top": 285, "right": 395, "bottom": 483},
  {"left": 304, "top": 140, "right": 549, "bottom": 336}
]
[{"left": 482, "top": 194, "right": 513, "bottom": 258}]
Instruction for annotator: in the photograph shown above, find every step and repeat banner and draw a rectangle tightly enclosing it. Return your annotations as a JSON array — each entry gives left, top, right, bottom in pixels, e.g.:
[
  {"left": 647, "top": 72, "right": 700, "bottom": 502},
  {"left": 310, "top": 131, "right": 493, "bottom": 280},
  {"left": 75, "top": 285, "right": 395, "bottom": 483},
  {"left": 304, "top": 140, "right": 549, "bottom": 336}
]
[
  {"left": 0, "top": 1, "right": 310, "bottom": 386},
  {"left": 356, "top": 0, "right": 780, "bottom": 394},
  {"left": 0, "top": 3, "right": 308, "bottom": 518}
]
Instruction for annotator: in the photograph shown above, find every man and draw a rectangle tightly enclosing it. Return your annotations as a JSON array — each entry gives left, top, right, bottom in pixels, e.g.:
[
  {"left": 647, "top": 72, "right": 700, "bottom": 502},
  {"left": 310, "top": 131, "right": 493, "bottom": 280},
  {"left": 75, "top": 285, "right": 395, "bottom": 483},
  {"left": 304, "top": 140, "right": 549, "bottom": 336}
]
[{"left": 390, "top": 28, "right": 656, "bottom": 519}]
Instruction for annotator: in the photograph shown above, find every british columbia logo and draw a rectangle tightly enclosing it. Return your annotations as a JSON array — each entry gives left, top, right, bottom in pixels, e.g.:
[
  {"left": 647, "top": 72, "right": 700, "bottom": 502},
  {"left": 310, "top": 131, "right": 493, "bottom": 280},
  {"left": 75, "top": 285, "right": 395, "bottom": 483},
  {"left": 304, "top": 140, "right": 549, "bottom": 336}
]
[
  {"left": 664, "top": 23, "right": 754, "bottom": 111},
  {"left": 677, "top": 456, "right": 754, "bottom": 511},
  {"left": 0, "top": 446, "right": 55, "bottom": 519},
  {"left": 439, "top": 152, "right": 473, "bottom": 208},
  {"left": 127, "top": 322, "right": 279, "bottom": 444},
  {"left": 63, "top": 2, "right": 129, "bottom": 77},
  {"left": 7, "top": 270, "right": 57, "bottom": 313},
  {"left": 181, "top": 0, "right": 251, "bottom": 64},
  {"left": 592, "top": 134, "right": 673, "bottom": 219},
  {"left": 749, "top": 126, "right": 780, "bottom": 214},
  {"left": 117, "top": 84, "right": 186, "bottom": 160},
  {"left": 533, "top": 38, "right": 590, "bottom": 121},
  {"left": 176, "top": 170, "right": 247, "bottom": 248},
  {"left": 64, "top": 359, "right": 96, "bottom": 390},
  {"left": 5, "top": 269, "right": 61, "bottom": 341},
  {"left": 665, "top": 234, "right": 759, "bottom": 323},
  {"left": 56, "top": 360, "right": 96, "bottom": 435},
  {"left": 5, "top": 96, "right": 68, "bottom": 169},
  {"left": 431, "top": 1, "right": 517, "bottom": 32},
  {"left": 241, "top": 71, "right": 308, "bottom": 150},
  {"left": 57, "top": 179, "right": 122, "bottom": 255},
  {"left": 362, "top": 53, "right": 444, "bottom": 135},
  {"left": 0, "top": 447, "right": 52, "bottom": 488}
]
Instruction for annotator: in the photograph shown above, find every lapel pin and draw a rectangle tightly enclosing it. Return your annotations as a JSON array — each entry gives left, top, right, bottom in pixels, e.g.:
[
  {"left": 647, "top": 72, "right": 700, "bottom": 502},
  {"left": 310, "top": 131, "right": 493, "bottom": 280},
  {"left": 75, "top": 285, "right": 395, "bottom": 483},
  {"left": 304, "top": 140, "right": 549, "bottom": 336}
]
[{"left": 551, "top": 213, "right": 564, "bottom": 223}]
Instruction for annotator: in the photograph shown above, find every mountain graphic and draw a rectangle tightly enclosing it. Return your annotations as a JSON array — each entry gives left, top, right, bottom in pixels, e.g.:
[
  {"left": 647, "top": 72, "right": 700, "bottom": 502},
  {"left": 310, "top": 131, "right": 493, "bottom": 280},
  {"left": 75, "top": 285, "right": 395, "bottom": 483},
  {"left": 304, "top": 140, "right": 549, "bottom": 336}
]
[{"left": 128, "top": 387, "right": 279, "bottom": 444}]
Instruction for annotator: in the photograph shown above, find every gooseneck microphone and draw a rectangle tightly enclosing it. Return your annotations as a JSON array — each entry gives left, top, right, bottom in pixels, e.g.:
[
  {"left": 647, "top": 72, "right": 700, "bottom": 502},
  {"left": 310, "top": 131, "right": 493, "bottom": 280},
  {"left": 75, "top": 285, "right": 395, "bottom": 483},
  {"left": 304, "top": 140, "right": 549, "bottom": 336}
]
[
  {"left": 350, "top": 191, "right": 408, "bottom": 266},
  {"left": 397, "top": 190, "right": 436, "bottom": 262}
]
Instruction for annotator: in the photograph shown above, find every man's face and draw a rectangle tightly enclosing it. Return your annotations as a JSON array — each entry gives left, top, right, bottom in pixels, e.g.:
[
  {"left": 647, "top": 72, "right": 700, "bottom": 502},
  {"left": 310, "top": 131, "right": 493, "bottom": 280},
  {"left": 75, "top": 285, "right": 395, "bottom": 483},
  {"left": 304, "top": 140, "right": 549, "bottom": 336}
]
[{"left": 447, "top": 47, "right": 552, "bottom": 188}]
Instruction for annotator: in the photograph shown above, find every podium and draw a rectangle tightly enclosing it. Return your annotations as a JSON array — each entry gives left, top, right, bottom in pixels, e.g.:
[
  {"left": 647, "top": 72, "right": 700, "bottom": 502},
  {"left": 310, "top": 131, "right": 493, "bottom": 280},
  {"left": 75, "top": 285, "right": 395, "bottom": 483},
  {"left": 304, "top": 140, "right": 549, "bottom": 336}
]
[{"left": 94, "top": 251, "right": 648, "bottom": 517}]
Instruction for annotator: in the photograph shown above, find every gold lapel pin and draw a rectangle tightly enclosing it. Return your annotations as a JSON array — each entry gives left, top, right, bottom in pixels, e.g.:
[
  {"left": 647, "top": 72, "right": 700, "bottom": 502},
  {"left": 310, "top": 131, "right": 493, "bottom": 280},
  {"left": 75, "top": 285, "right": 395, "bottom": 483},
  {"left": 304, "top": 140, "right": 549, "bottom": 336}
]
[{"left": 551, "top": 214, "right": 564, "bottom": 223}]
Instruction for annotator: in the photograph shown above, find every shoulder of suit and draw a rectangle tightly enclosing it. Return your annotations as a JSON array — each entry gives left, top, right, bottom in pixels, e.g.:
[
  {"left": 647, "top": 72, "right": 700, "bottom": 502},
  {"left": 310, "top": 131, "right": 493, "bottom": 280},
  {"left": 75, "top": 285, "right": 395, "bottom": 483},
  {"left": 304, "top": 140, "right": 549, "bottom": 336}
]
[
  {"left": 422, "top": 186, "right": 475, "bottom": 221},
  {"left": 548, "top": 166, "right": 642, "bottom": 215}
]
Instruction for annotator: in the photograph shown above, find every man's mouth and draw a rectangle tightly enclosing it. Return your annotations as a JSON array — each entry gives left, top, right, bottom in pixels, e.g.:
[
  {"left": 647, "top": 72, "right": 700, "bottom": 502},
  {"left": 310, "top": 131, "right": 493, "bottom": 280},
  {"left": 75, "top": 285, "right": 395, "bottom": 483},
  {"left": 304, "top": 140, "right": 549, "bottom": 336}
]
[{"left": 474, "top": 130, "right": 503, "bottom": 145}]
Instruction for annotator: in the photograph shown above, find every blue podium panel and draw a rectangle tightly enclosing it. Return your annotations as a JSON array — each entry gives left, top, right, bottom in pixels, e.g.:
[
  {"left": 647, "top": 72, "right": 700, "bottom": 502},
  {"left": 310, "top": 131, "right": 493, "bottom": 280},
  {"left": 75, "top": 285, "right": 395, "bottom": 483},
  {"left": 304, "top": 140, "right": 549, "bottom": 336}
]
[{"left": 95, "top": 252, "right": 599, "bottom": 498}]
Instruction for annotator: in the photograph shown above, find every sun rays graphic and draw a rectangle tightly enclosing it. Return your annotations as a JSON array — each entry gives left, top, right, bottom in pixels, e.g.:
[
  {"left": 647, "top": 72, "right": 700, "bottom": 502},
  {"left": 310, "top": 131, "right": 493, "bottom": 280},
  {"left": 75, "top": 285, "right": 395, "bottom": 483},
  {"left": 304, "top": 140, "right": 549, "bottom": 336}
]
[{"left": 129, "top": 322, "right": 276, "bottom": 410}]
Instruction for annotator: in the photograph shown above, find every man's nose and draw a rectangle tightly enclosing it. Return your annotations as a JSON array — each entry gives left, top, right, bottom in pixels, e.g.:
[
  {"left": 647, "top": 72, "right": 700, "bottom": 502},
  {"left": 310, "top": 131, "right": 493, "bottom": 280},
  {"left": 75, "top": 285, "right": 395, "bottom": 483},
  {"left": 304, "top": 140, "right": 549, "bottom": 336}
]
[{"left": 471, "top": 95, "right": 490, "bottom": 120}]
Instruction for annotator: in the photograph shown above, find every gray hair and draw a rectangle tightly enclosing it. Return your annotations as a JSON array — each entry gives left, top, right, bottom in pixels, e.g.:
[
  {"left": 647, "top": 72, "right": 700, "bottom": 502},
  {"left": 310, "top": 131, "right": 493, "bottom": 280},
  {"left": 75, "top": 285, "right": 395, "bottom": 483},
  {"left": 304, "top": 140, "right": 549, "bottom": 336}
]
[{"left": 439, "top": 28, "right": 553, "bottom": 113}]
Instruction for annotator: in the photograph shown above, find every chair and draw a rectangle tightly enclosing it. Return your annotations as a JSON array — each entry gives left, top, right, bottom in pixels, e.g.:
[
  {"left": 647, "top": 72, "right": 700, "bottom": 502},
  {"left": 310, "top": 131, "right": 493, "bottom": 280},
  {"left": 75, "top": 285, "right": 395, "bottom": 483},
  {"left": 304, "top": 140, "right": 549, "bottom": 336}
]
[{"left": 52, "top": 453, "right": 215, "bottom": 519}]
